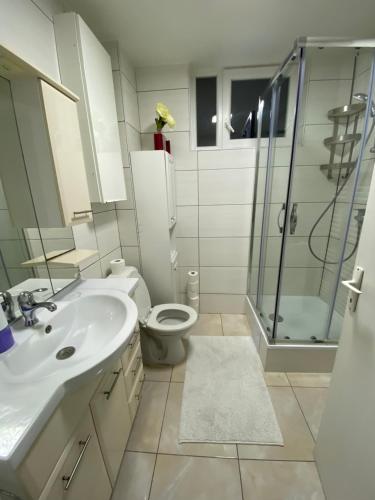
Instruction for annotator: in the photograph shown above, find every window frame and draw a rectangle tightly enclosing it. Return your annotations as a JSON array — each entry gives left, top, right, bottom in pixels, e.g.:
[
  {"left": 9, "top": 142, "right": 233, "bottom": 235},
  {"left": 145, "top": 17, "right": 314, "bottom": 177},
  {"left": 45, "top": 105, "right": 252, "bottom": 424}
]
[
  {"left": 190, "top": 69, "right": 222, "bottom": 150},
  {"left": 222, "top": 66, "right": 278, "bottom": 149}
]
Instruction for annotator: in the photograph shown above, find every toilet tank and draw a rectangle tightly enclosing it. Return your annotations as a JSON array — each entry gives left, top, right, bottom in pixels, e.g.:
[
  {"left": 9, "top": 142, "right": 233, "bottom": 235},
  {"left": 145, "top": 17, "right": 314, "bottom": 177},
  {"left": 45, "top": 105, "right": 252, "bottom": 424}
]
[{"left": 108, "top": 266, "right": 151, "bottom": 323}]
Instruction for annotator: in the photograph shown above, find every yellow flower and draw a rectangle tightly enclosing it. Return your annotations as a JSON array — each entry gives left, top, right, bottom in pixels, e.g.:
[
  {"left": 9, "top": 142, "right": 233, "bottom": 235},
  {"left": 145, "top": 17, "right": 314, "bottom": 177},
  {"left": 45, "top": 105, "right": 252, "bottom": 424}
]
[
  {"left": 166, "top": 113, "right": 176, "bottom": 128},
  {"left": 156, "top": 102, "right": 170, "bottom": 120}
]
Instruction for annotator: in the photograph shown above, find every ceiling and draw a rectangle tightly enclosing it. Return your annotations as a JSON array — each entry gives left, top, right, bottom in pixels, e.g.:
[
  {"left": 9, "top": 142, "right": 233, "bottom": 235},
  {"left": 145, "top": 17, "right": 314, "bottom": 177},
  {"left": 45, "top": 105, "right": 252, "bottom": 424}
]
[{"left": 66, "top": 0, "right": 375, "bottom": 69}]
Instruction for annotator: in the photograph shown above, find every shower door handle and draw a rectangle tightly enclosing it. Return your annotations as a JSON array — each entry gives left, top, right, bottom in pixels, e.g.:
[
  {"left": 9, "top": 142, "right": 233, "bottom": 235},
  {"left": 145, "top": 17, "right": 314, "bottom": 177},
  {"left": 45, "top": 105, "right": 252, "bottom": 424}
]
[
  {"left": 277, "top": 203, "right": 286, "bottom": 234},
  {"left": 289, "top": 203, "right": 298, "bottom": 235}
]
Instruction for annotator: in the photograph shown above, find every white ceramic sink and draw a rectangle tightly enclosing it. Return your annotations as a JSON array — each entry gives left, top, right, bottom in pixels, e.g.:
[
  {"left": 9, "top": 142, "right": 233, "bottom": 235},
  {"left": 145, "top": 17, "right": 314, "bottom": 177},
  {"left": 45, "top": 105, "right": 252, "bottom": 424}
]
[{"left": 0, "top": 279, "right": 138, "bottom": 486}]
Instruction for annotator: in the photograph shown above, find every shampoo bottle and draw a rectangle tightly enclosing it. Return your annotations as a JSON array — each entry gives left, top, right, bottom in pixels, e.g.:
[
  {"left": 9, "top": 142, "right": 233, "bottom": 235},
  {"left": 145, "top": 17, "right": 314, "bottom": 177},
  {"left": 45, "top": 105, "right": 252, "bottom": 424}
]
[{"left": 0, "top": 305, "right": 15, "bottom": 353}]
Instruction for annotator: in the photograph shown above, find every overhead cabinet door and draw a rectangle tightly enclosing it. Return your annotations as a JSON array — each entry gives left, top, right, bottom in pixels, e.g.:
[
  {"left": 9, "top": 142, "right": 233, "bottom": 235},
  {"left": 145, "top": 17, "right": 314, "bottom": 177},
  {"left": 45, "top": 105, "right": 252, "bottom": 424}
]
[{"left": 54, "top": 13, "right": 126, "bottom": 203}]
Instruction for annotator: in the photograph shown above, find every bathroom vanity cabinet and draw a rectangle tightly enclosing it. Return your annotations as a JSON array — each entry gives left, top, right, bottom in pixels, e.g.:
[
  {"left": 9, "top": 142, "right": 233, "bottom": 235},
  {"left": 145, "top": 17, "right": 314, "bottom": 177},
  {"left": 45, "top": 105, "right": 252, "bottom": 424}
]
[
  {"left": 54, "top": 13, "right": 126, "bottom": 204},
  {"left": 13, "top": 328, "right": 144, "bottom": 500},
  {"left": 10, "top": 78, "right": 92, "bottom": 227},
  {"left": 131, "top": 150, "right": 178, "bottom": 304}
]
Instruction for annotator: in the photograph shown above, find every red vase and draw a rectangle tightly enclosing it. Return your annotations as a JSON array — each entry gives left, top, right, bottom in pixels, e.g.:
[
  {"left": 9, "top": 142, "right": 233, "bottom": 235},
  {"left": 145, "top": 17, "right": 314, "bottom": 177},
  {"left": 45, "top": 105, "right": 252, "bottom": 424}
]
[{"left": 154, "top": 132, "right": 165, "bottom": 150}]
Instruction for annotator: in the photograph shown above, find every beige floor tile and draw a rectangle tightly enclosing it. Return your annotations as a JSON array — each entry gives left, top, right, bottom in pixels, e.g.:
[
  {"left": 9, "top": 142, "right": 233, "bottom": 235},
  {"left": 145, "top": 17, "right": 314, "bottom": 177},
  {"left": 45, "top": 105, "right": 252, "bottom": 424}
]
[
  {"left": 221, "top": 314, "right": 251, "bottom": 336},
  {"left": 238, "top": 387, "right": 315, "bottom": 461},
  {"left": 149, "top": 454, "right": 242, "bottom": 500},
  {"left": 144, "top": 365, "right": 172, "bottom": 382},
  {"left": 171, "top": 360, "right": 186, "bottom": 382},
  {"left": 294, "top": 387, "right": 328, "bottom": 440},
  {"left": 188, "top": 313, "right": 223, "bottom": 336},
  {"left": 264, "top": 372, "right": 290, "bottom": 386},
  {"left": 240, "top": 460, "right": 325, "bottom": 500},
  {"left": 112, "top": 451, "right": 156, "bottom": 500},
  {"left": 127, "top": 381, "right": 169, "bottom": 452},
  {"left": 158, "top": 383, "right": 237, "bottom": 458},
  {"left": 287, "top": 372, "right": 331, "bottom": 388}
]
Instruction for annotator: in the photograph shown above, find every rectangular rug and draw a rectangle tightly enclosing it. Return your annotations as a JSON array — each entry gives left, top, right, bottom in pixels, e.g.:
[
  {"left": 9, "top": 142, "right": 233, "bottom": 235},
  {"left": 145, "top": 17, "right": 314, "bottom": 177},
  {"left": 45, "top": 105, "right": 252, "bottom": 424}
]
[{"left": 179, "top": 336, "right": 283, "bottom": 445}]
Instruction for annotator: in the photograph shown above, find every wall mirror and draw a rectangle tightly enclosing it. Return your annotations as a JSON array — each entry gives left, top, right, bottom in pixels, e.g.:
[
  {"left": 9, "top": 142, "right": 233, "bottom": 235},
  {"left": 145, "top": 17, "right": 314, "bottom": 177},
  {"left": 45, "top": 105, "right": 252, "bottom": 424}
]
[{"left": 0, "top": 76, "right": 76, "bottom": 323}]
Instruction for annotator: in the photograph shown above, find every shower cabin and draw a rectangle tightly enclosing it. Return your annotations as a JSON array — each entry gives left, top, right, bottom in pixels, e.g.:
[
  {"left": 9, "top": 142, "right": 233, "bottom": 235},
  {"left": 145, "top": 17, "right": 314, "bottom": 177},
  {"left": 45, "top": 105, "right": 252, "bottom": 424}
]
[{"left": 247, "top": 38, "right": 375, "bottom": 371}]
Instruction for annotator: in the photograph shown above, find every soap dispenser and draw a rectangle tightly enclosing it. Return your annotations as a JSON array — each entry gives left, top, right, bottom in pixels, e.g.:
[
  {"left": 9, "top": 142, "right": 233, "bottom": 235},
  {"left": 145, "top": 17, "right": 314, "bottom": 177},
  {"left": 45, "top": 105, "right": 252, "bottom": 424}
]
[{"left": 0, "top": 304, "right": 15, "bottom": 353}]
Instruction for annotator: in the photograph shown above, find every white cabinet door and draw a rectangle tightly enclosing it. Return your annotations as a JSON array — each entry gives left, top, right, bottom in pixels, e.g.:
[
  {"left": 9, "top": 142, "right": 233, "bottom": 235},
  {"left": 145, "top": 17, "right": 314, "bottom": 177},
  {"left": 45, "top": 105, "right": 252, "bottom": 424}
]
[
  {"left": 41, "top": 411, "right": 111, "bottom": 500},
  {"left": 54, "top": 13, "right": 126, "bottom": 203},
  {"left": 40, "top": 80, "right": 92, "bottom": 226},
  {"left": 90, "top": 360, "right": 132, "bottom": 485}
]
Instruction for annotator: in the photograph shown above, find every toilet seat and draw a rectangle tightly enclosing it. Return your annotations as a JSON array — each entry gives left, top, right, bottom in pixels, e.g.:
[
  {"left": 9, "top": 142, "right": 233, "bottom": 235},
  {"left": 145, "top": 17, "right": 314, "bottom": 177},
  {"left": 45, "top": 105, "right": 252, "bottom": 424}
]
[{"left": 147, "top": 304, "right": 197, "bottom": 334}]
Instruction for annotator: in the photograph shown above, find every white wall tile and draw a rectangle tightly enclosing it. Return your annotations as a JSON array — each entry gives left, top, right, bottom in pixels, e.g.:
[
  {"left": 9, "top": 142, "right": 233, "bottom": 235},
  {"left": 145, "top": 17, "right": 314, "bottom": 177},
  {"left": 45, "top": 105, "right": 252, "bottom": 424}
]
[
  {"left": 141, "top": 131, "right": 197, "bottom": 170},
  {"left": 136, "top": 65, "right": 189, "bottom": 91},
  {"left": 176, "top": 171, "right": 198, "bottom": 205},
  {"left": 122, "top": 246, "right": 141, "bottom": 269},
  {"left": 176, "top": 206, "right": 198, "bottom": 237},
  {"left": 308, "top": 49, "right": 353, "bottom": 80},
  {"left": 121, "top": 74, "right": 140, "bottom": 131},
  {"left": 138, "top": 89, "right": 189, "bottom": 132},
  {"left": 198, "top": 149, "right": 256, "bottom": 169},
  {"left": 126, "top": 124, "right": 141, "bottom": 152},
  {"left": 199, "top": 238, "right": 249, "bottom": 266},
  {"left": 117, "top": 209, "right": 138, "bottom": 246},
  {"left": 199, "top": 205, "right": 251, "bottom": 237},
  {"left": 176, "top": 238, "right": 199, "bottom": 266},
  {"left": 0, "top": 240, "right": 29, "bottom": 267},
  {"left": 200, "top": 267, "right": 248, "bottom": 294},
  {"left": 72, "top": 221, "right": 99, "bottom": 269},
  {"left": 93, "top": 210, "right": 120, "bottom": 258},
  {"left": 305, "top": 79, "right": 352, "bottom": 125},
  {"left": 200, "top": 294, "right": 246, "bottom": 313},
  {"left": 199, "top": 168, "right": 254, "bottom": 205},
  {"left": 118, "top": 122, "right": 130, "bottom": 166},
  {"left": 100, "top": 248, "right": 122, "bottom": 277}
]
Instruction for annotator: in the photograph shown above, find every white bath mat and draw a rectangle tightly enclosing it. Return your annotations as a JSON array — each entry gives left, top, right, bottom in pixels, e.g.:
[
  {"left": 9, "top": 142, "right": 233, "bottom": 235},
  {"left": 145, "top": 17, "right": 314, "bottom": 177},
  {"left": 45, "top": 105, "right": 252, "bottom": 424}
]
[{"left": 179, "top": 336, "right": 283, "bottom": 445}]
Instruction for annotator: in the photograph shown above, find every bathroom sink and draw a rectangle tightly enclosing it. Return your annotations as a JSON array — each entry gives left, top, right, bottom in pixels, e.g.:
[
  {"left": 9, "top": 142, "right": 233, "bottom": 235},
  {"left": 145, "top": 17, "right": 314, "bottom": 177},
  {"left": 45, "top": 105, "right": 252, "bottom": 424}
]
[
  {"left": 0, "top": 280, "right": 138, "bottom": 476},
  {"left": 1, "top": 291, "right": 134, "bottom": 384}
]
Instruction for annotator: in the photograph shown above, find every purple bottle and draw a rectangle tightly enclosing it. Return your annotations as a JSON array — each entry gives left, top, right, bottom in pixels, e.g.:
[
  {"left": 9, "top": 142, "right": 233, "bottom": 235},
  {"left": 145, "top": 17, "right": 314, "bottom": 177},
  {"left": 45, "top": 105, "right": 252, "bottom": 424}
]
[{"left": 0, "top": 307, "right": 14, "bottom": 353}]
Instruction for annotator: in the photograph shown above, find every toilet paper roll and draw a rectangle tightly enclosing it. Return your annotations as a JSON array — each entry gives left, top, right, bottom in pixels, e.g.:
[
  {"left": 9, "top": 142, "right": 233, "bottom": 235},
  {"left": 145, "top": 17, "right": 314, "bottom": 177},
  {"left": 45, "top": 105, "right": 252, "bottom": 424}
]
[
  {"left": 187, "top": 295, "right": 199, "bottom": 312},
  {"left": 110, "top": 258, "right": 126, "bottom": 275},
  {"left": 187, "top": 270, "right": 199, "bottom": 285},
  {"left": 187, "top": 282, "right": 199, "bottom": 296}
]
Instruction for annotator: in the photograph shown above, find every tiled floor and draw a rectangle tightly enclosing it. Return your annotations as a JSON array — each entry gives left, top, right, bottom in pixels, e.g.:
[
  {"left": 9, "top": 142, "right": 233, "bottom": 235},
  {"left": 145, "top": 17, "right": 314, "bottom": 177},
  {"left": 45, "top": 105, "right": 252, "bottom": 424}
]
[{"left": 112, "top": 314, "right": 329, "bottom": 500}]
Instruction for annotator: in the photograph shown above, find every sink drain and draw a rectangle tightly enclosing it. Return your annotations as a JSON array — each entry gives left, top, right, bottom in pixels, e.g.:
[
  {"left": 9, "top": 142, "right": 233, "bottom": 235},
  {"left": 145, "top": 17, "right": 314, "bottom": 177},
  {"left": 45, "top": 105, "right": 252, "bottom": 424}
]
[{"left": 56, "top": 346, "right": 75, "bottom": 360}]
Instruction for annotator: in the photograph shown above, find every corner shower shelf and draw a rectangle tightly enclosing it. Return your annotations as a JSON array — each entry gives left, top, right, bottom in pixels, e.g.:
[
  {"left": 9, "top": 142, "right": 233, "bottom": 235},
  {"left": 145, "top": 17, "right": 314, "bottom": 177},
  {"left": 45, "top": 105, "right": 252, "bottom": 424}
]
[
  {"left": 327, "top": 103, "right": 366, "bottom": 119},
  {"left": 324, "top": 133, "right": 361, "bottom": 147},
  {"left": 320, "top": 161, "right": 356, "bottom": 173}
]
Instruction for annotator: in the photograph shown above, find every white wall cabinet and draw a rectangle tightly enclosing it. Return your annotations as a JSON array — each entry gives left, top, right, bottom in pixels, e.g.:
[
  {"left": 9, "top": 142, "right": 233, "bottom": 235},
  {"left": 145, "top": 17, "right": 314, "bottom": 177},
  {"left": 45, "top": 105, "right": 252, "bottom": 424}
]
[
  {"left": 90, "top": 360, "right": 132, "bottom": 485},
  {"left": 11, "top": 78, "right": 92, "bottom": 227},
  {"left": 54, "top": 13, "right": 126, "bottom": 203},
  {"left": 131, "top": 151, "right": 178, "bottom": 304}
]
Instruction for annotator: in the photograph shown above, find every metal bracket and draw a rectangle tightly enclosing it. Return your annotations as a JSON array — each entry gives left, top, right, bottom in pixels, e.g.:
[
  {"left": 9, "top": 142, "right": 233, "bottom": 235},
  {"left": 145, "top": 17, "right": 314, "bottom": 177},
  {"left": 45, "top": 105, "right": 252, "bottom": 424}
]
[{"left": 342, "top": 265, "right": 364, "bottom": 312}]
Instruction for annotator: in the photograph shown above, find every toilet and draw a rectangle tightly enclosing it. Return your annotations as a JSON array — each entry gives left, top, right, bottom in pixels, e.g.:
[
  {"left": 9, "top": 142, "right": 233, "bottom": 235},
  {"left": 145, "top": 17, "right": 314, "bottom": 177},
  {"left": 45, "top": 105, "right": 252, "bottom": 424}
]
[{"left": 109, "top": 266, "right": 197, "bottom": 365}]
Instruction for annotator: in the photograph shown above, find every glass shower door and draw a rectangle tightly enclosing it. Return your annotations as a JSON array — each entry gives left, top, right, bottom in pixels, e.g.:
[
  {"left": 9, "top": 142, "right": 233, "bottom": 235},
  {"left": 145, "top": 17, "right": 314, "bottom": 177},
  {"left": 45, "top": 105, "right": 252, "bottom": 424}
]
[{"left": 253, "top": 52, "right": 301, "bottom": 338}]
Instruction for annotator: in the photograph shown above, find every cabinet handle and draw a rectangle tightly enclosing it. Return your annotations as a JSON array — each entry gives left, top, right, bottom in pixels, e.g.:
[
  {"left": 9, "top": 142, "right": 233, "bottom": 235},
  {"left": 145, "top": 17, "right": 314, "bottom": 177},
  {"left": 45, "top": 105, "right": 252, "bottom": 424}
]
[
  {"left": 62, "top": 434, "right": 91, "bottom": 490},
  {"left": 103, "top": 368, "right": 122, "bottom": 400},
  {"left": 132, "top": 356, "right": 142, "bottom": 374}
]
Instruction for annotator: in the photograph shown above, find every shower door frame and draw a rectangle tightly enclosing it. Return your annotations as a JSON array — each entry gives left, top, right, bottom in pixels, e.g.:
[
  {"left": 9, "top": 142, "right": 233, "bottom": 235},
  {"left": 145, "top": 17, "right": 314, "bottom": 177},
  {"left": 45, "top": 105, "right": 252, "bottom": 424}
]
[{"left": 249, "top": 37, "right": 375, "bottom": 344}]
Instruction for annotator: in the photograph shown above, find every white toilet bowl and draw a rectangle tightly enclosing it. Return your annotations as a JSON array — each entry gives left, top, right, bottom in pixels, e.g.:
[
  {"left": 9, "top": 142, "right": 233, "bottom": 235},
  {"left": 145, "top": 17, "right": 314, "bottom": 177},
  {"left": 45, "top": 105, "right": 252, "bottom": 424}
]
[{"left": 109, "top": 266, "right": 197, "bottom": 365}]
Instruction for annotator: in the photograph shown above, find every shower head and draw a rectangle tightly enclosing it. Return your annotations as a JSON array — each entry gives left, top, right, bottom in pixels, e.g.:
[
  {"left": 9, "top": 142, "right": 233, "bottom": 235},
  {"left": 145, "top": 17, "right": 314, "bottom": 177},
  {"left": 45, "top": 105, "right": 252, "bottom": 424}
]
[{"left": 353, "top": 93, "right": 375, "bottom": 117}]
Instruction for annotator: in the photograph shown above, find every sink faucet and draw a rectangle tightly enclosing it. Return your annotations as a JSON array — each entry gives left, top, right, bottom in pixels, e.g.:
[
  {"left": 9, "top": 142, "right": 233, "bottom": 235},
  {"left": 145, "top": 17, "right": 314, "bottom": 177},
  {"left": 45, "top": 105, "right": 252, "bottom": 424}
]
[
  {"left": 18, "top": 291, "right": 57, "bottom": 327},
  {"left": 0, "top": 291, "right": 16, "bottom": 322}
]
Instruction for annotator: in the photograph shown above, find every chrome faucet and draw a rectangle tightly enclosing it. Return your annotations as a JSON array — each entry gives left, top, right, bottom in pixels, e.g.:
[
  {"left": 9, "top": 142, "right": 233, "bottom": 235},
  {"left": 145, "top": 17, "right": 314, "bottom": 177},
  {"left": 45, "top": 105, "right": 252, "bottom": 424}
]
[
  {"left": 0, "top": 291, "right": 16, "bottom": 322},
  {"left": 18, "top": 291, "right": 57, "bottom": 327}
]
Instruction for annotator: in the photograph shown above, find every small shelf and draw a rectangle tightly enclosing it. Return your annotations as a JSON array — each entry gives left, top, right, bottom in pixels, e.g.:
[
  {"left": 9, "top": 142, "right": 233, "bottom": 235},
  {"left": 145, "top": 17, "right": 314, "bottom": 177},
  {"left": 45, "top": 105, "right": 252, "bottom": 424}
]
[
  {"left": 21, "top": 249, "right": 98, "bottom": 268},
  {"left": 324, "top": 133, "right": 361, "bottom": 147},
  {"left": 328, "top": 103, "right": 366, "bottom": 119}
]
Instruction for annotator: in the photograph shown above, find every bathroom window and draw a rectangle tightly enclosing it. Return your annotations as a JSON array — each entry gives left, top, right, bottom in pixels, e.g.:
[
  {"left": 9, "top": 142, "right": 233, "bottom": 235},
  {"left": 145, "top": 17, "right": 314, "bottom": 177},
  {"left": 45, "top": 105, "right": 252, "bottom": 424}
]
[{"left": 195, "top": 76, "right": 217, "bottom": 147}]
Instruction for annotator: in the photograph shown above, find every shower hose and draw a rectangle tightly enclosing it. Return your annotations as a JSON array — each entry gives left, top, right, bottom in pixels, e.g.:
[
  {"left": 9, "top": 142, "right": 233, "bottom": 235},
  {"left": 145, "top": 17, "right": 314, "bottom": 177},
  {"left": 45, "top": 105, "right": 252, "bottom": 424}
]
[{"left": 307, "top": 168, "right": 361, "bottom": 265}]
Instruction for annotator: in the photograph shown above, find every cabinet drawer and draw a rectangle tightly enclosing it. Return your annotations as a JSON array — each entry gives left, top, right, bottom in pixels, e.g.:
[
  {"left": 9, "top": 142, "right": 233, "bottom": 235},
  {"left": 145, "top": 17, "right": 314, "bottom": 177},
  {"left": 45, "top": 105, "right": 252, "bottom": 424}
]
[
  {"left": 40, "top": 411, "right": 111, "bottom": 500},
  {"left": 121, "top": 329, "right": 139, "bottom": 369},
  {"left": 128, "top": 367, "right": 144, "bottom": 421},
  {"left": 90, "top": 360, "right": 132, "bottom": 485},
  {"left": 124, "top": 341, "right": 143, "bottom": 395},
  {"left": 18, "top": 378, "right": 100, "bottom": 500}
]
